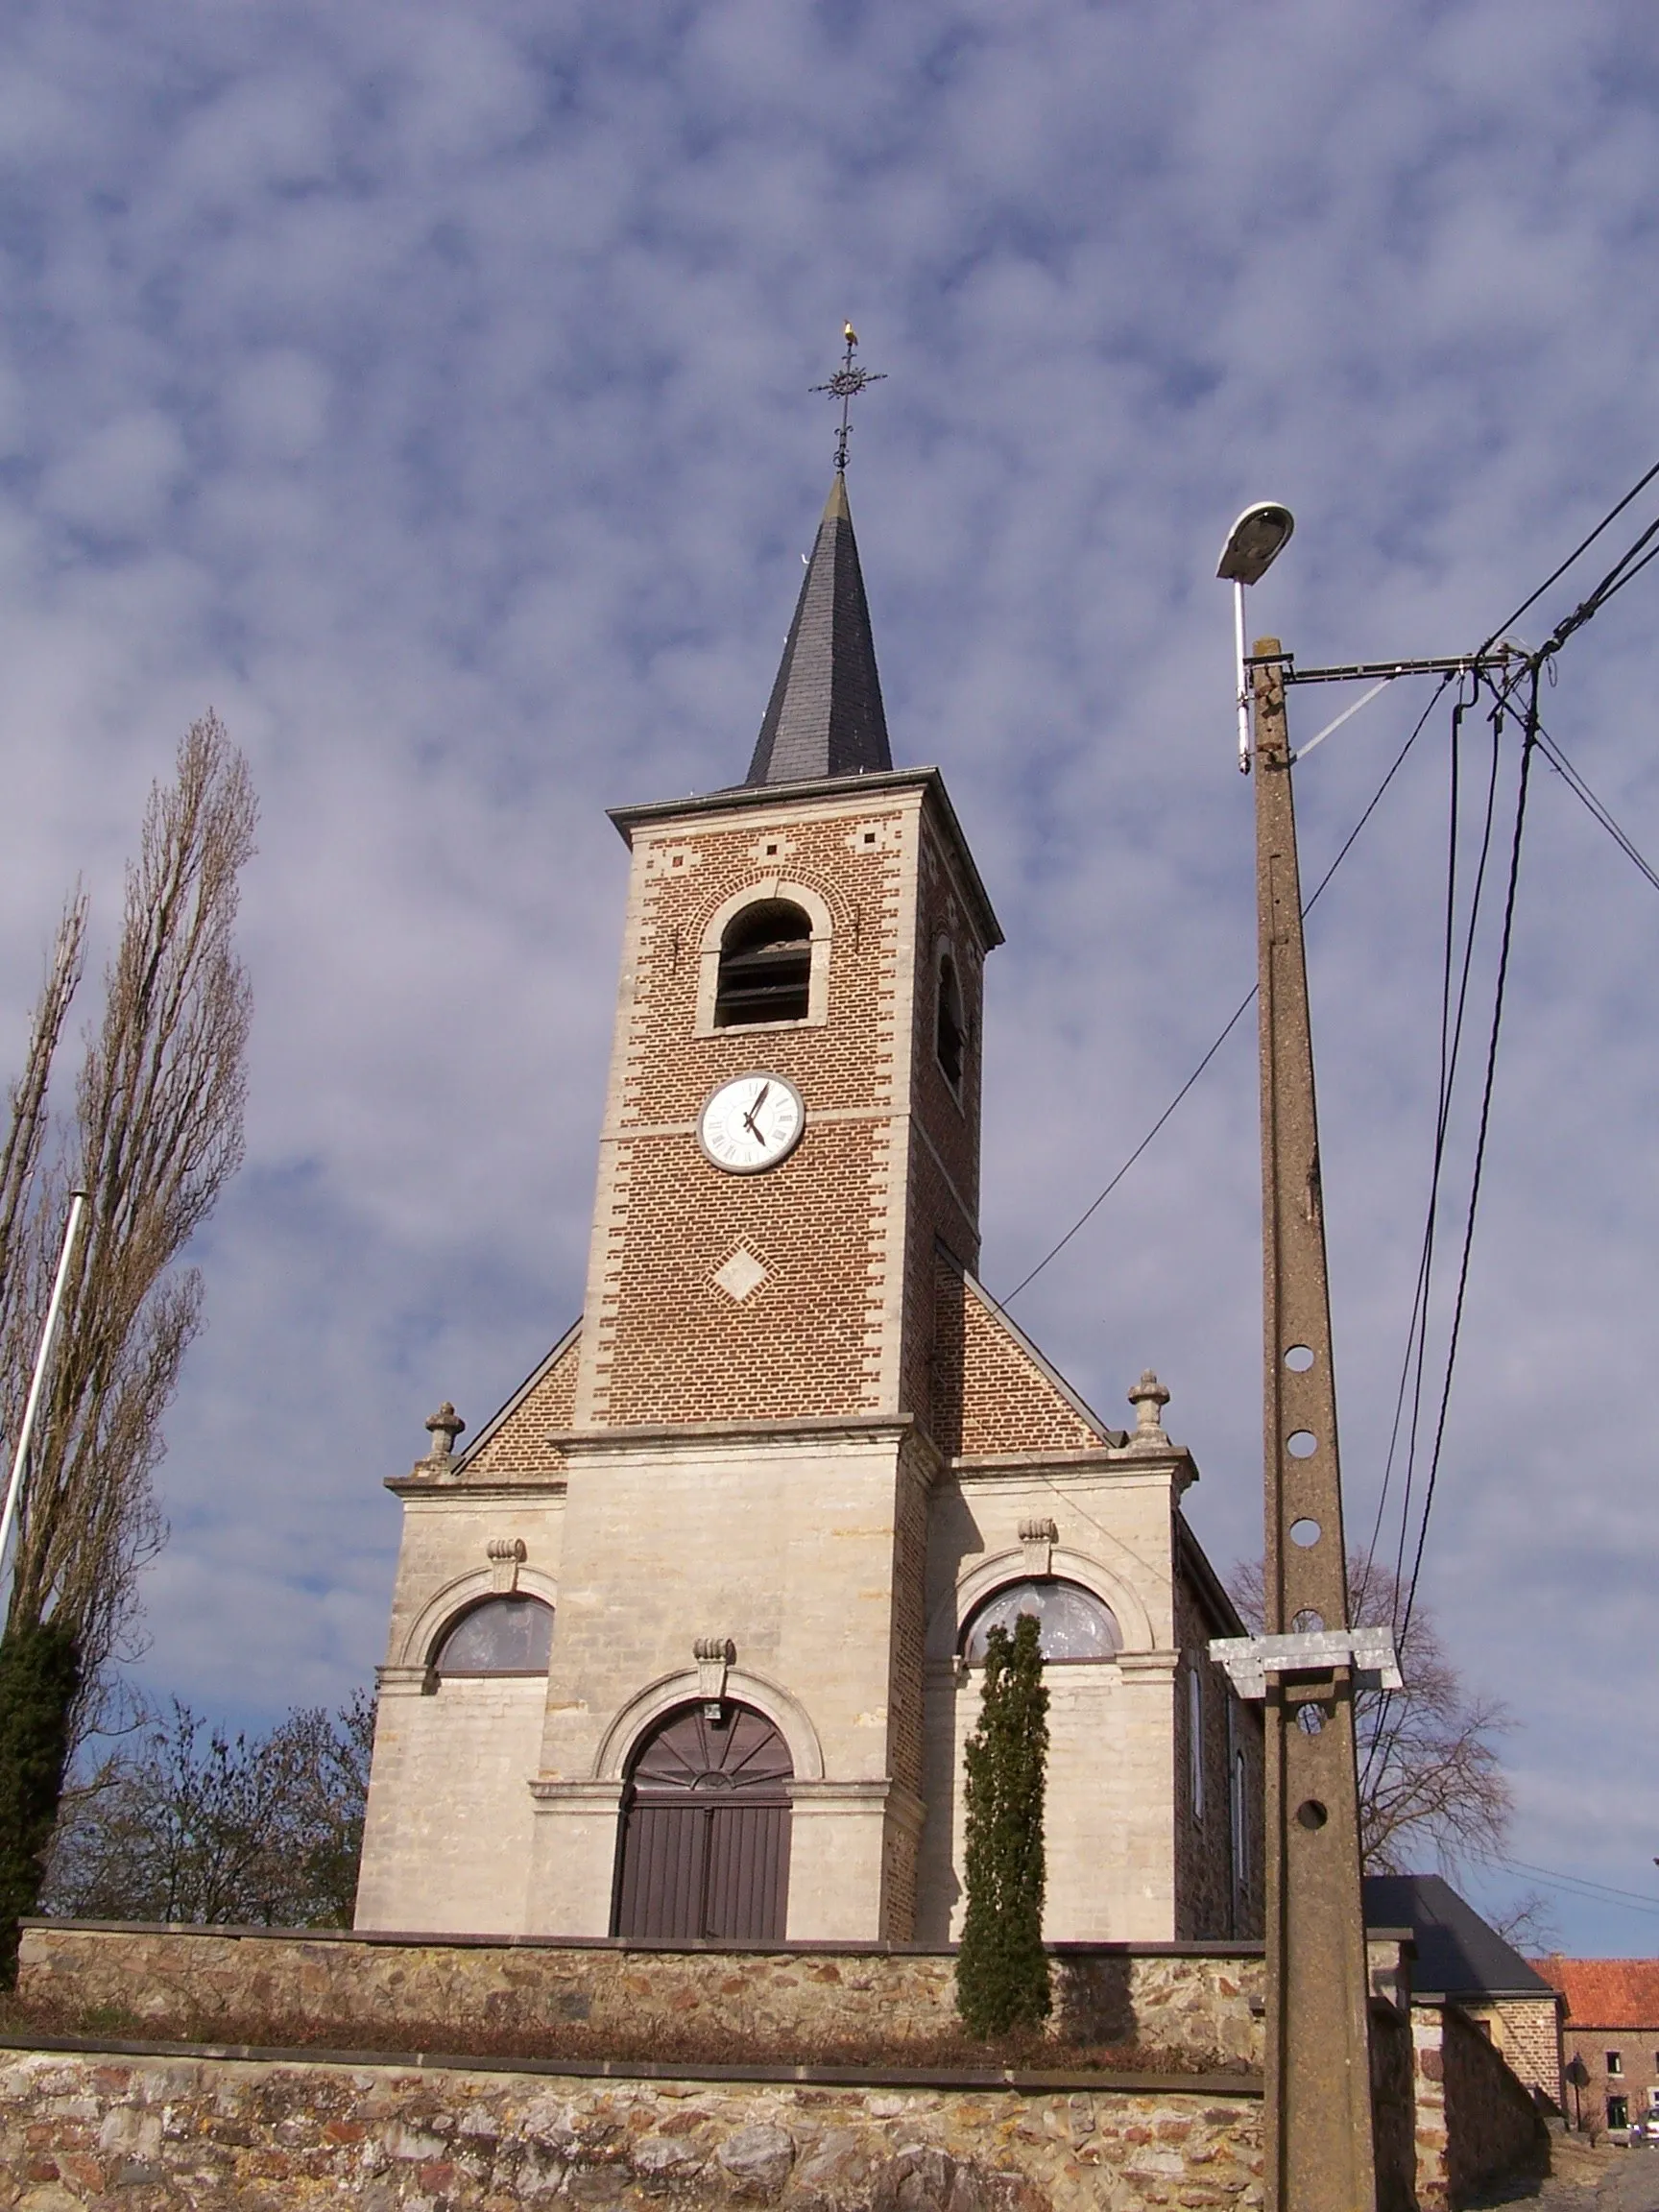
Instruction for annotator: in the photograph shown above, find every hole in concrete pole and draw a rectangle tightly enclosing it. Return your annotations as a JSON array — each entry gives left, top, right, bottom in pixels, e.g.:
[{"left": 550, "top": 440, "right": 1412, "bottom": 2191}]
[
  {"left": 1291, "top": 1609, "right": 1324, "bottom": 1633},
  {"left": 1296, "top": 1799, "right": 1329, "bottom": 1830},
  {"left": 1286, "top": 1431, "right": 1317, "bottom": 1458},
  {"left": 1284, "top": 1345, "right": 1314, "bottom": 1371},
  {"left": 1289, "top": 1518, "right": 1321, "bottom": 1548},
  {"left": 1296, "top": 1706, "right": 1325, "bottom": 1735}
]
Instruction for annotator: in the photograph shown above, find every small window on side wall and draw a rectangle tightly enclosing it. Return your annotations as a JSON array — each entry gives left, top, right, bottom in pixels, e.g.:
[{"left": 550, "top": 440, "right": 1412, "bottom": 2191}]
[
  {"left": 714, "top": 902, "right": 812, "bottom": 1027},
  {"left": 434, "top": 1595, "right": 554, "bottom": 1676},
  {"left": 936, "top": 953, "right": 966, "bottom": 1092},
  {"left": 1189, "top": 1667, "right": 1205, "bottom": 1823}
]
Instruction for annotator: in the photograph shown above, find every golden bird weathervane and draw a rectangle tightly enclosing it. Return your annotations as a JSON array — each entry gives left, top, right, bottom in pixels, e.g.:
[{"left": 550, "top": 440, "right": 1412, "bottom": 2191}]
[{"left": 811, "top": 323, "right": 886, "bottom": 474}]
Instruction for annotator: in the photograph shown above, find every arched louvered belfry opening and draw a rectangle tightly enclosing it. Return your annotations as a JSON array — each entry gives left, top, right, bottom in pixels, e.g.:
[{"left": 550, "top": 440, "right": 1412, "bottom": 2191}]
[
  {"left": 713, "top": 901, "right": 812, "bottom": 1027},
  {"left": 612, "top": 1702, "right": 793, "bottom": 1942}
]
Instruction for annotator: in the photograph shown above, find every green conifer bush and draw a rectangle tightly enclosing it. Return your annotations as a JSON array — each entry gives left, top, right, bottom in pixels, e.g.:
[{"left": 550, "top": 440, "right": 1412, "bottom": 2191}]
[
  {"left": 955, "top": 1610, "right": 1050, "bottom": 2038},
  {"left": 0, "top": 1618, "right": 80, "bottom": 1982}
]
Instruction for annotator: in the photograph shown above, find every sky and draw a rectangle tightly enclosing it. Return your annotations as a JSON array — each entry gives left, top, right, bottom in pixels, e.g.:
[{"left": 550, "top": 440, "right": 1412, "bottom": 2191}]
[{"left": 2, "top": 0, "right": 1658, "bottom": 1955}]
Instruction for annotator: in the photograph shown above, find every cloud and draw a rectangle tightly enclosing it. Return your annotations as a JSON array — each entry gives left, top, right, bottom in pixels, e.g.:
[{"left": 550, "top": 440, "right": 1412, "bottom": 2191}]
[{"left": 2, "top": 0, "right": 1657, "bottom": 1949}]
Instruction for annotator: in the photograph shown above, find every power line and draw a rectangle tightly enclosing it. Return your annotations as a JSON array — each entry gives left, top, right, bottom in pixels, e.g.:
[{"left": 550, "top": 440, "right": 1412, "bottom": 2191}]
[
  {"left": 1482, "top": 454, "right": 1659, "bottom": 653},
  {"left": 1534, "top": 725, "right": 1659, "bottom": 897},
  {"left": 1372, "top": 665, "right": 1539, "bottom": 1806},
  {"left": 1361, "top": 667, "right": 1538, "bottom": 1795},
  {"left": 1001, "top": 684, "right": 1450, "bottom": 1305},
  {"left": 1357, "top": 679, "right": 1489, "bottom": 1627},
  {"left": 1490, "top": 1854, "right": 1659, "bottom": 1918}
]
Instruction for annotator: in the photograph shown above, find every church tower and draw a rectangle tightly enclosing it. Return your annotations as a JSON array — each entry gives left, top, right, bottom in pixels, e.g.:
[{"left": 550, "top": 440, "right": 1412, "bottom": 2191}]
[{"left": 355, "top": 414, "right": 1262, "bottom": 1950}]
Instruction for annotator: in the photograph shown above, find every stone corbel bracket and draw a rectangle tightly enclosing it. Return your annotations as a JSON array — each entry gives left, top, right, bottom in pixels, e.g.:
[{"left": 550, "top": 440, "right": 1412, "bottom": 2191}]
[
  {"left": 1017, "top": 1517, "right": 1057, "bottom": 1577},
  {"left": 1209, "top": 1625, "right": 1402, "bottom": 1701},
  {"left": 694, "top": 1636, "right": 736, "bottom": 1716},
  {"left": 487, "top": 1537, "right": 527, "bottom": 1594}
]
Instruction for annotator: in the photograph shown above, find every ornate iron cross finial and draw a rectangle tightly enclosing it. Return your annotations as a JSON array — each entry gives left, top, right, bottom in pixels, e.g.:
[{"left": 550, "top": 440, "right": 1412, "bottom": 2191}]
[{"left": 811, "top": 322, "right": 886, "bottom": 473}]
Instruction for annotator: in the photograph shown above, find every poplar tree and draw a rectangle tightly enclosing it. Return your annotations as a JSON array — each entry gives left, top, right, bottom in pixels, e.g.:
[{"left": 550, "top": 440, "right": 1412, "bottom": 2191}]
[
  {"left": 0, "top": 713, "right": 255, "bottom": 1974},
  {"left": 955, "top": 1611, "right": 1051, "bottom": 2038}
]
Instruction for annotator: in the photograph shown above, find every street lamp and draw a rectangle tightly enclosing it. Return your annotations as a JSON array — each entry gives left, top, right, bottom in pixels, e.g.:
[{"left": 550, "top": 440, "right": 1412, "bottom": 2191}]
[{"left": 1218, "top": 503, "right": 1295, "bottom": 770}]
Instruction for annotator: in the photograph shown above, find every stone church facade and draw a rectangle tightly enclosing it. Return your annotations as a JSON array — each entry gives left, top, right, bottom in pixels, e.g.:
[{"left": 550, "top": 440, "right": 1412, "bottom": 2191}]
[{"left": 354, "top": 469, "right": 1263, "bottom": 1950}]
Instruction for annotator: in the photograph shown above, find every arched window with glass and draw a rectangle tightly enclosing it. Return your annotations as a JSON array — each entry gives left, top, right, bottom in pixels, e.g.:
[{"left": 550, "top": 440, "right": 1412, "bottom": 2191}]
[
  {"left": 432, "top": 1595, "right": 555, "bottom": 1678},
  {"left": 959, "top": 1578, "right": 1121, "bottom": 1666}
]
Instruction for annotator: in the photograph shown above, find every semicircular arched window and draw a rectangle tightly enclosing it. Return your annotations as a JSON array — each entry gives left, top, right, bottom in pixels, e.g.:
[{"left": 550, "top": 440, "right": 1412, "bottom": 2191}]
[
  {"left": 714, "top": 900, "right": 812, "bottom": 1027},
  {"left": 960, "top": 1578, "right": 1121, "bottom": 1665},
  {"left": 433, "top": 1595, "right": 555, "bottom": 1676}
]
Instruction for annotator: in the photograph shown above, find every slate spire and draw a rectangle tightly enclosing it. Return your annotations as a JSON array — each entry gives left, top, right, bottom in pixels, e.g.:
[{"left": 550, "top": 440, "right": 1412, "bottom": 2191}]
[{"left": 745, "top": 470, "right": 893, "bottom": 786}]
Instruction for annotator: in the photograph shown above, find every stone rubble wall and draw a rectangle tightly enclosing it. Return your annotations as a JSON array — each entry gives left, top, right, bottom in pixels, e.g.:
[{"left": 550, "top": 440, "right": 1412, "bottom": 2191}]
[
  {"left": 0, "top": 2048, "right": 1263, "bottom": 2212},
  {"left": 1411, "top": 2002, "right": 1550, "bottom": 2211},
  {"left": 17, "top": 1926, "right": 1266, "bottom": 2069}
]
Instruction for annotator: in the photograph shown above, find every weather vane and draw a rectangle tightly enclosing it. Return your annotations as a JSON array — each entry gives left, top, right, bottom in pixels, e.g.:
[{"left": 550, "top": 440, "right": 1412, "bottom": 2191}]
[{"left": 811, "top": 323, "right": 886, "bottom": 474}]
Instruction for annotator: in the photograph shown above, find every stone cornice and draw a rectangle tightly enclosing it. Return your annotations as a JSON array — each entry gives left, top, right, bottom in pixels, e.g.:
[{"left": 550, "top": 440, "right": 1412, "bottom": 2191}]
[
  {"left": 547, "top": 1413, "right": 915, "bottom": 1455},
  {"left": 948, "top": 1448, "right": 1197, "bottom": 1487},
  {"left": 608, "top": 767, "right": 1003, "bottom": 950},
  {"left": 386, "top": 1477, "right": 569, "bottom": 1501}
]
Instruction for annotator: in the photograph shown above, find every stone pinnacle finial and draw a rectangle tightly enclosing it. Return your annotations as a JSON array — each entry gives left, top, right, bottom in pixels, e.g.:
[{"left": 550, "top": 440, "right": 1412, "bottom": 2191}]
[
  {"left": 1127, "top": 1369, "right": 1170, "bottom": 1451},
  {"left": 424, "top": 1402, "right": 465, "bottom": 1460}
]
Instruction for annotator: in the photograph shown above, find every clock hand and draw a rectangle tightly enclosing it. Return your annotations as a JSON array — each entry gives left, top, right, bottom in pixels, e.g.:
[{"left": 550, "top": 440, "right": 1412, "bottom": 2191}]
[{"left": 741, "top": 1083, "right": 772, "bottom": 1139}]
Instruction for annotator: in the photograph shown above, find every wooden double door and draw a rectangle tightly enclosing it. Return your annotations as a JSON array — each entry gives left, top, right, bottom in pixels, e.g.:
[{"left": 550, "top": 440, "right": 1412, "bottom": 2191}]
[{"left": 613, "top": 1703, "right": 792, "bottom": 1942}]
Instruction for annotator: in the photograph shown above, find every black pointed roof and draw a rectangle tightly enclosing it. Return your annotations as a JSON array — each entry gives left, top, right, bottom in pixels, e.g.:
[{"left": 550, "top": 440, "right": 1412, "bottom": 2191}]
[{"left": 746, "top": 472, "right": 892, "bottom": 785}]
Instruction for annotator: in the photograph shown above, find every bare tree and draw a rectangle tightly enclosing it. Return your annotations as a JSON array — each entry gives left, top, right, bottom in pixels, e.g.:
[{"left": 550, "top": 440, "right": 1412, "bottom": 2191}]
[
  {"left": 0, "top": 713, "right": 255, "bottom": 1963},
  {"left": 1230, "top": 1552, "right": 1512, "bottom": 1873},
  {"left": 1491, "top": 1891, "right": 1559, "bottom": 1957},
  {"left": 46, "top": 1691, "right": 375, "bottom": 1929},
  {"left": 0, "top": 902, "right": 85, "bottom": 1310}
]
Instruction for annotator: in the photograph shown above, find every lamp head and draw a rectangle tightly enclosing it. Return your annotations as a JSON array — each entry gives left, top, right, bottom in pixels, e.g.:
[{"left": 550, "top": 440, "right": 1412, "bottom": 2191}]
[{"left": 1217, "top": 501, "right": 1295, "bottom": 587}]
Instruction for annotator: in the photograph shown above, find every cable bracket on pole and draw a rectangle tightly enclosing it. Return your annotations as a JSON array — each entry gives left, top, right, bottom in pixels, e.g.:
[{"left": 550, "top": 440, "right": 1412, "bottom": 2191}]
[{"left": 1244, "top": 648, "right": 1522, "bottom": 686}]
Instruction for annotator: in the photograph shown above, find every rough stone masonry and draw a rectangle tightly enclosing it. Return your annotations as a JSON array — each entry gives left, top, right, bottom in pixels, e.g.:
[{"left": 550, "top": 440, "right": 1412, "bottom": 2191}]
[{"left": 0, "top": 2049, "right": 1263, "bottom": 2212}]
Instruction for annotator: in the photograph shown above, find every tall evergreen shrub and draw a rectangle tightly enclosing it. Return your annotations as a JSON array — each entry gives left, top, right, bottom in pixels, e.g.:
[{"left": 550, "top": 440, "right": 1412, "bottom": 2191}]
[
  {"left": 955, "top": 1610, "right": 1050, "bottom": 2037},
  {"left": 0, "top": 1617, "right": 80, "bottom": 1982}
]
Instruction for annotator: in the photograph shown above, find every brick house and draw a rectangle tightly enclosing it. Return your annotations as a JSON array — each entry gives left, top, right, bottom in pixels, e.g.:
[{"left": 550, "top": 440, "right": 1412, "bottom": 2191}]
[
  {"left": 354, "top": 463, "right": 1265, "bottom": 1948},
  {"left": 1538, "top": 1958, "right": 1659, "bottom": 2133}
]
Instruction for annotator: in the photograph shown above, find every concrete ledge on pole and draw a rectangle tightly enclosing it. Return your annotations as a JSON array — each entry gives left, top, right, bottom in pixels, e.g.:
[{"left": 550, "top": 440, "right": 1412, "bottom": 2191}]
[{"left": 1207, "top": 1626, "right": 1402, "bottom": 1701}]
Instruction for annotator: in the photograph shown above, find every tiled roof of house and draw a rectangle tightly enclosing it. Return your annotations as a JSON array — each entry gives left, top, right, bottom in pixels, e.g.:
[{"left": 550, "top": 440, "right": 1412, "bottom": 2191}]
[
  {"left": 1537, "top": 1958, "right": 1659, "bottom": 2027},
  {"left": 746, "top": 472, "right": 892, "bottom": 785}
]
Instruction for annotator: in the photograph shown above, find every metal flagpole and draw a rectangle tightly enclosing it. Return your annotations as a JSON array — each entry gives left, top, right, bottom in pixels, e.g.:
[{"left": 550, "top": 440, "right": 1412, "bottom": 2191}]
[{"left": 0, "top": 1190, "right": 88, "bottom": 1581}]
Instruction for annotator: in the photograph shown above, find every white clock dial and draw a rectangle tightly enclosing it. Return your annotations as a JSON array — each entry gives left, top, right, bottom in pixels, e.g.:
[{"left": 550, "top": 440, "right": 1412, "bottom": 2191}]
[{"left": 697, "top": 1072, "right": 805, "bottom": 1174}]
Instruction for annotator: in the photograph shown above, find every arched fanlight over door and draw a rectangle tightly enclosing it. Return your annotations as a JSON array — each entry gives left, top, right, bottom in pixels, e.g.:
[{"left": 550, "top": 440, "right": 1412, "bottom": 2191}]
[{"left": 613, "top": 1703, "right": 793, "bottom": 1942}]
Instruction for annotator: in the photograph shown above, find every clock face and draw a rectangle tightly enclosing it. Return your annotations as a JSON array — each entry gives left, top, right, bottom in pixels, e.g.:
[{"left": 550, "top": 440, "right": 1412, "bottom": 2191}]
[{"left": 697, "top": 1072, "right": 805, "bottom": 1174}]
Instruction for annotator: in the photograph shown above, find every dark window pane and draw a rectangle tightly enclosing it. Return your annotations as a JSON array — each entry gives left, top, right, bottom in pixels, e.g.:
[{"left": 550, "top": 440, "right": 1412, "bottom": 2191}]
[
  {"left": 436, "top": 1596, "right": 554, "bottom": 1674},
  {"left": 962, "top": 1578, "right": 1121, "bottom": 1663},
  {"left": 937, "top": 956, "right": 965, "bottom": 1089}
]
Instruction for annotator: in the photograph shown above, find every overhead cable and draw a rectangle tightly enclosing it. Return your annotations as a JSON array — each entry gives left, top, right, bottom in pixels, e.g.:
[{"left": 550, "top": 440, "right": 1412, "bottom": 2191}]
[
  {"left": 1000, "top": 683, "right": 1450, "bottom": 1305},
  {"left": 1395, "top": 661, "right": 1540, "bottom": 1652}
]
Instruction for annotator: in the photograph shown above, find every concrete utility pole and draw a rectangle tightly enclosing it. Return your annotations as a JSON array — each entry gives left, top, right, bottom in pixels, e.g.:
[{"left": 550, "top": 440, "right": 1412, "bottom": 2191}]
[{"left": 1249, "top": 643, "right": 1379, "bottom": 2212}]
